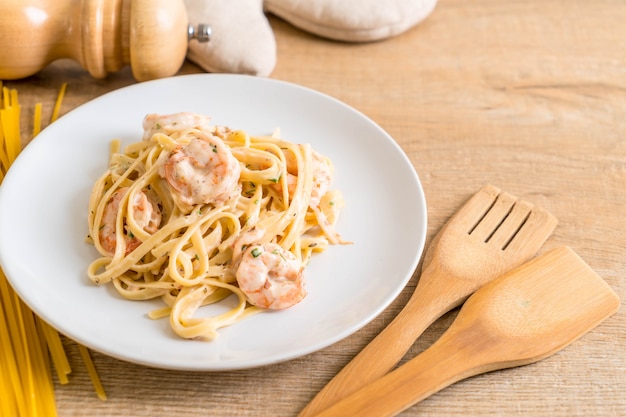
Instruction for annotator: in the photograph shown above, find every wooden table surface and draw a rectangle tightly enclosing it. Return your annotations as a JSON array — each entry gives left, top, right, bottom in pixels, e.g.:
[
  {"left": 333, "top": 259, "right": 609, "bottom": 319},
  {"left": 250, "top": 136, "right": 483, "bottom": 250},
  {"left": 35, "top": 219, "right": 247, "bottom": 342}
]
[{"left": 3, "top": 0, "right": 625, "bottom": 415}]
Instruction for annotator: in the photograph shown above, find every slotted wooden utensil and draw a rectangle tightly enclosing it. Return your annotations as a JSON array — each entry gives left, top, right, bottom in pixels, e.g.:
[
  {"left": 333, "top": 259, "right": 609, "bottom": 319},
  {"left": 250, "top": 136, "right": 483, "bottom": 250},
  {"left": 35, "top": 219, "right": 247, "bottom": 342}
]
[
  {"left": 299, "top": 185, "right": 558, "bottom": 417},
  {"left": 311, "top": 246, "right": 621, "bottom": 417}
]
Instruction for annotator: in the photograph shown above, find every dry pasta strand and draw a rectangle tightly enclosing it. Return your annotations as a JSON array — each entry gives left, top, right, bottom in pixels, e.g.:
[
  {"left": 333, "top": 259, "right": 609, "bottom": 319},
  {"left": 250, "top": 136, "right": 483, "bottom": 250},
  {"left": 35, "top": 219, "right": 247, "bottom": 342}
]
[
  {"left": 39, "top": 319, "right": 71, "bottom": 384},
  {"left": 78, "top": 344, "right": 107, "bottom": 400},
  {"left": 50, "top": 82, "right": 67, "bottom": 123},
  {"left": 0, "top": 83, "right": 106, "bottom": 414},
  {"left": 33, "top": 102, "right": 42, "bottom": 137}
]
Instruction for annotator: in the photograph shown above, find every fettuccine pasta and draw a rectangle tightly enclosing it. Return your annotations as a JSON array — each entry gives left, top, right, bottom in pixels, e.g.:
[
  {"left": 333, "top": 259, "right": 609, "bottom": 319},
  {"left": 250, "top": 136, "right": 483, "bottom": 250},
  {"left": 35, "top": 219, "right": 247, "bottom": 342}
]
[{"left": 87, "top": 113, "right": 347, "bottom": 341}]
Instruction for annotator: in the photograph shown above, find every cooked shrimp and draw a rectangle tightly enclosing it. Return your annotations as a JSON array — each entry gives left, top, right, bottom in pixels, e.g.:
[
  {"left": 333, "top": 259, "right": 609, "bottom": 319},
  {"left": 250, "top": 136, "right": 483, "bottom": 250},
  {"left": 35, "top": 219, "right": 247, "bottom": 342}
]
[
  {"left": 99, "top": 187, "right": 162, "bottom": 255},
  {"left": 276, "top": 148, "right": 333, "bottom": 207},
  {"left": 142, "top": 112, "right": 213, "bottom": 141},
  {"left": 160, "top": 132, "right": 241, "bottom": 212},
  {"left": 235, "top": 243, "right": 306, "bottom": 309},
  {"left": 310, "top": 150, "right": 334, "bottom": 207}
]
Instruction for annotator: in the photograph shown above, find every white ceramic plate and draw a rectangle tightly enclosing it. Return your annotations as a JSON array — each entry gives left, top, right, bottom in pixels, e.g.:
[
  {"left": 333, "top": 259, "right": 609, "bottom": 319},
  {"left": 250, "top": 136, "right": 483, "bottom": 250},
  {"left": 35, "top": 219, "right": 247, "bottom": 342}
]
[{"left": 0, "top": 74, "right": 427, "bottom": 371}]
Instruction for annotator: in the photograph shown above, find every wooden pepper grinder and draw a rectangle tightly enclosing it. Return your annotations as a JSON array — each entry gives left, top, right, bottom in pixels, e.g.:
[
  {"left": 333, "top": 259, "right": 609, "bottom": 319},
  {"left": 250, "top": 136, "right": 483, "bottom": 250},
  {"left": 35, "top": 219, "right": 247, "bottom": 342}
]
[{"left": 0, "top": 0, "right": 210, "bottom": 82}]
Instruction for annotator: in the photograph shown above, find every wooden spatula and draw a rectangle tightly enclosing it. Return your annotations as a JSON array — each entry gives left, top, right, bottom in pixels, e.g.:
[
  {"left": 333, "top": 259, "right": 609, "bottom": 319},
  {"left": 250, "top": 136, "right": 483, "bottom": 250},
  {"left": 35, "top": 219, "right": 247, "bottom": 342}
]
[
  {"left": 299, "top": 185, "right": 558, "bottom": 417},
  {"left": 311, "top": 246, "right": 621, "bottom": 417}
]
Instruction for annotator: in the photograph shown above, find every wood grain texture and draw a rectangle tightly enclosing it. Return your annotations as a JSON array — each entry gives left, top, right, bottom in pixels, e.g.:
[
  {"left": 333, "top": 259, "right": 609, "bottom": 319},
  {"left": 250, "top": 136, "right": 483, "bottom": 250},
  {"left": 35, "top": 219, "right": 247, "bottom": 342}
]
[
  {"left": 3, "top": 0, "right": 625, "bottom": 415},
  {"left": 0, "top": 0, "right": 189, "bottom": 81}
]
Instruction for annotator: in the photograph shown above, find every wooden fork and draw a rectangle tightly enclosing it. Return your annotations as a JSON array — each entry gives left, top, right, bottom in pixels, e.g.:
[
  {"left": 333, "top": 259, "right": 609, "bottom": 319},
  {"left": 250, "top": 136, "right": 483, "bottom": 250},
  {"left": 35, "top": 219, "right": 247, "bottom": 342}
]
[{"left": 298, "top": 185, "right": 558, "bottom": 417}]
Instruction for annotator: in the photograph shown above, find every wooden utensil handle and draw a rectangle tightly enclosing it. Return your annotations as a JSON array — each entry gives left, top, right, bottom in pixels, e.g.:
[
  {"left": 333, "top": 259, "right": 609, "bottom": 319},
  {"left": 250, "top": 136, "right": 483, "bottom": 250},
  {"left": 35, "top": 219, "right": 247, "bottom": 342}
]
[
  {"left": 312, "top": 325, "right": 489, "bottom": 417},
  {"left": 299, "top": 264, "right": 466, "bottom": 417}
]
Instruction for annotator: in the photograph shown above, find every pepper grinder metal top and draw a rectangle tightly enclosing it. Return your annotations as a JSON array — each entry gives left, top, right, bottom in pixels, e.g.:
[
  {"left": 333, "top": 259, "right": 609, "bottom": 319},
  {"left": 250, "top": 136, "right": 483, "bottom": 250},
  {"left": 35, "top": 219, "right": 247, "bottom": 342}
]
[{"left": 188, "top": 23, "right": 212, "bottom": 43}]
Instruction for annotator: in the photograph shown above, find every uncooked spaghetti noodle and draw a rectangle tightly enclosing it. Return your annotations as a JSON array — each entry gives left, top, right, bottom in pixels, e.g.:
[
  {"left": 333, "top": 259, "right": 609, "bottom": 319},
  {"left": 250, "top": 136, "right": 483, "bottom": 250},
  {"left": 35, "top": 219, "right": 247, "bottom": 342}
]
[
  {"left": 1, "top": 83, "right": 106, "bottom": 414},
  {"left": 87, "top": 112, "right": 348, "bottom": 341}
]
